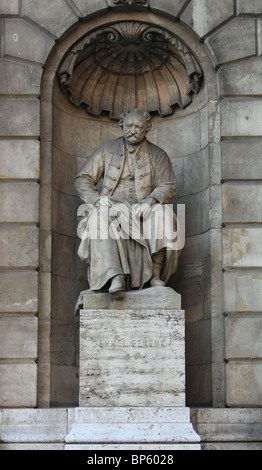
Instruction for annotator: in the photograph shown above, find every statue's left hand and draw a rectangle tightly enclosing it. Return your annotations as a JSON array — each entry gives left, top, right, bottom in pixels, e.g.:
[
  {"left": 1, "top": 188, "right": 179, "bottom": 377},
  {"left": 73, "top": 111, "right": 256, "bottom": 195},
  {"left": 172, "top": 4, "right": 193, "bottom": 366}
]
[{"left": 136, "top": 197, "right": 157, "bottom": 219}]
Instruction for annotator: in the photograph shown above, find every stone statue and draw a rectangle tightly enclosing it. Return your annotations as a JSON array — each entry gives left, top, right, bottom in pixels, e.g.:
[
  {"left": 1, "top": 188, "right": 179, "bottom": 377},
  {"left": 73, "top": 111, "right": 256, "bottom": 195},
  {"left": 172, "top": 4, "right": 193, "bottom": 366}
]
[{"left": 75, "top": 108, "right": 180, "bottom": 297}]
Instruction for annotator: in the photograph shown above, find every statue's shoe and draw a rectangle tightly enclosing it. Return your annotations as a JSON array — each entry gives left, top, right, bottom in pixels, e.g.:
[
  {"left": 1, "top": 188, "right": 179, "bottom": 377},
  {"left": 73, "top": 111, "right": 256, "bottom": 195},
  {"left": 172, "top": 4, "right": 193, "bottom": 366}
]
[
  {"left": 109, "top": 275, "right": 125, "bottom": 297},
  {"left": 150, "top": 276, "right": 166, "bottom": 287}
]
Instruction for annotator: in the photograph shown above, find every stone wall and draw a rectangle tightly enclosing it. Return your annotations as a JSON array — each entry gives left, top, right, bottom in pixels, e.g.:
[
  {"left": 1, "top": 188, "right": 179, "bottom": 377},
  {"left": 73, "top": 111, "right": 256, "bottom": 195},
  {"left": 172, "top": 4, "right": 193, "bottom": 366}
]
[{"left": 0, "top": 0, "right": 262, "bottom": 410}]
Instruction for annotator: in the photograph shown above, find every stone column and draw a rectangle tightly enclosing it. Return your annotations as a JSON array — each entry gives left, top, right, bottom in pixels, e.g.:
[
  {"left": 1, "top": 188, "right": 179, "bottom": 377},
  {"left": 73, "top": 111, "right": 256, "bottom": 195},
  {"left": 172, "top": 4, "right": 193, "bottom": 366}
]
[{"left": 66, "top": 287, "right": 200, "bottom": 449}]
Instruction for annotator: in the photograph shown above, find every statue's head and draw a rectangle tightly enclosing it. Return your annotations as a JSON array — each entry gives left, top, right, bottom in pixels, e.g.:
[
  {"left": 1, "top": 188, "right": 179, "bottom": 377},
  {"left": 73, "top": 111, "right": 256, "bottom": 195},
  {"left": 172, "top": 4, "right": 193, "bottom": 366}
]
[{"left": 119, "top": 108, "right": 152, "bottom": 145}]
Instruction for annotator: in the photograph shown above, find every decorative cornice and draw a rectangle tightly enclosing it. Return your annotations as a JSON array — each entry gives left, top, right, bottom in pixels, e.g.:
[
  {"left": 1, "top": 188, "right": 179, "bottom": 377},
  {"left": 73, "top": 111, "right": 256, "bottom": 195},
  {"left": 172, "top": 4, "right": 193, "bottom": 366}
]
[{"left": 58, "top": 21, "right": 203, "bottom": 119}]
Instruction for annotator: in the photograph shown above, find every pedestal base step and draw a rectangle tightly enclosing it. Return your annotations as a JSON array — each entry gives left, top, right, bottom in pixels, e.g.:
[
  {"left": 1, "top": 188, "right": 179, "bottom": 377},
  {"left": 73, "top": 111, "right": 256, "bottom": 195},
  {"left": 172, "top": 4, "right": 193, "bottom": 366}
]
[{"left": 65, "top": 407, "right": 201, "bottom": 450}]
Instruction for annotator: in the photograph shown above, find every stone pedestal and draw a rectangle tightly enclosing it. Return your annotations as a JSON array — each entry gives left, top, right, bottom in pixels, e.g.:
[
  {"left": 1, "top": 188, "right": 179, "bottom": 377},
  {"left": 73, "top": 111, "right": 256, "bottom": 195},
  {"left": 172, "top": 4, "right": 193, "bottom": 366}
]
[
  {"left": 73, "top": 287, "right": 200, "bottom": 449},
  {"left": 65, "top": 407, "right": 200, "bottom": 450}
]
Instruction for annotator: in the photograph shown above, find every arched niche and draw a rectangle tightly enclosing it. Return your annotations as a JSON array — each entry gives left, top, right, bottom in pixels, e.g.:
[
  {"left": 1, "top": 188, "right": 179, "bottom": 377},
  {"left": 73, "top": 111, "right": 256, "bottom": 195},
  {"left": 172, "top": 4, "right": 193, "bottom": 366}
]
[{"left": 39, "top": 10, "right": 220, "bottom": 407}]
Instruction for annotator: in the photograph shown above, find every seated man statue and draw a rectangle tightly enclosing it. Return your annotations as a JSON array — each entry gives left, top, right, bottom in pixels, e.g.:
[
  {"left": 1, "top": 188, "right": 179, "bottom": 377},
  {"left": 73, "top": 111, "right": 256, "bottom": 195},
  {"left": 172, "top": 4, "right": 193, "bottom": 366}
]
[{"left": 75, "top": 108, "right": 180, "bottom": 297}]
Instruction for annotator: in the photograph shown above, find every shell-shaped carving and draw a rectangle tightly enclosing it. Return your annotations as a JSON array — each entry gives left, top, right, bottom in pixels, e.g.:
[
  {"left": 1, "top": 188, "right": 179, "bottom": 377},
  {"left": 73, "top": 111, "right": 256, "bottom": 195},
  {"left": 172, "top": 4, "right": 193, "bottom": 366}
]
[{"left": 58, "top": 22, "right": 202, "bottom": 119}]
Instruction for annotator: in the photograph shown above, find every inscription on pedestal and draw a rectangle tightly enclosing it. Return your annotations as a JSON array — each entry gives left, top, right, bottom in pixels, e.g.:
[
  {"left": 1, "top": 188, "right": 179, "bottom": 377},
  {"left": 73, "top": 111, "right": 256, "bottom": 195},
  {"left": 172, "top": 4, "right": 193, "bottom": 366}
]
[
  {"left": 79, "top": 308, "right": 185, "bottom": 407},
  {"left": 98, "top": 337, "right": 168, "bottom": 348}
]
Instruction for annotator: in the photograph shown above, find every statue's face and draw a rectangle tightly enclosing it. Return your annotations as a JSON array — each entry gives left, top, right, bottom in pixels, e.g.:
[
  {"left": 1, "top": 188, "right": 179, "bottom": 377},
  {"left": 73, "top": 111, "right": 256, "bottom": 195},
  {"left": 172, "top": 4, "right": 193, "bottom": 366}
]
[{"left": 122, "top": 113, "right": 149, "bottom": 145}]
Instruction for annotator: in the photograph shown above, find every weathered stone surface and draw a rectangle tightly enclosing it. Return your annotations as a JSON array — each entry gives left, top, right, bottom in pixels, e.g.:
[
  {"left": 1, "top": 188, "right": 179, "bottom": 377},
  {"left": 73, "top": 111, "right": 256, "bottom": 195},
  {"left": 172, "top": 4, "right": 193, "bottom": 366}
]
[
  {"left": 0, "top": 226, "right": 39, "bottom": 268},
  {"left": 0, "top": 444, "right": 65, "bottom": 450},
  {"left": 52, "top": 232, "right": 82, "bottom": 279},
  {"left": 39, "top": 141, "right": 52, "bottom": 186},
  {"left": 176, "top": 277, "right": 204, "bottom": 322},
  {"left": 0, "top": 316, "right": 38, "bottom": 359},
  {"left": 37, "top": 316, "right": 51, "bottom": 408},
  {"left": 237, "top": 0, "right": 262, "bottom": 14},
  {"left": 150, "top": 0, "right": 187, "bottom": 17},
  {"left": 40, "top": 101, "right": 52, "bottom": 142},
  {"left": 1, "top": 406, "right": 262, "bottom": 449},
  {"left": 100, "top": 119, "right": 123, "bottom": 144},
  {"left": 52, "top": 275, "right": 87, "bottom": 322},
  {"left": 53, "top": 106, "right": 102, "bottom": 157},
  {"left": 81, "top": 286, "right": 181, "bottom": 310},
  {"left": 0, "top": 60, "right": 42, "bottom": 96},
  {"left": 186, "top": 319, "right": 211, "bottom": 365},
  {"left": 181, "top": 0, "right": 234, "bottom": 38},
  {"left": 1, "top": 407, "right": 261, "bottom": 448},
  {"left": 175, "top": 188, "right": 210, "bottom": 237},
  {"left": 258, "top": 19, "right": 262, "bottom": 57},
  {"left": 52, "top": 189, "right": 79, "bottom": 237},
  {"left": 68, "top": 406, "right": 189, "bottom": 425},
  {"left": 201, "top": 443, "right": 262, "bottom": 450},
  {"left": 221, "top": 100, "right": 262, "bottom": 137},
  {"left": 50, "top": 364, "right": 79, "bottom": 407},
  {"left": 176, "top": 232, "right": 211, "bottom": 326},
  {"left": 208, "top": 19, "right": 256, "bottom": 65},
  {"left": 209, "top": 184, "right": 222, "bottom": 231},
  {"left": 0, "top": 182, "right": 39, "bottom": 223},
  {"left": 182, "top": 147, "right": 209, "bottom": 196},
  {"left": 224, "top": 272, "right": 262, "bottom": 313},
  {"left": 0, "top": 407, "right": 200, "bottom": 449},
  {"left": 211, "top": 319, "right": 225, "bottom": 366},
  {"left": 157, "top": 111, "right": 204, "bottom": 158},
  {"left": 52, "top": 148, "right": 77, "bottom": 196},
  {"left": 66, "top": 407, "right": 200, "bottom": 446},
  {"left": 3, "top": 19, "right": 54, "bottom": 64},
  {"left": 0, "top": 99, "right": 40, "bottom": 137},
  {"left": 72, "top": 0, "right": 108, "bottom": 17},
  {"left": 186, "top": 363, "right": 212, "bottom": 406},
  {"left": 0, "top": 363, "right": 37, "bottom": 407},
  {"left": 39, "top": 229, "right": 51, "bottom": 272},
  {"left": 225, "top": 315, "right": 262, "bottom": 359},
  {"left": 1, "top": 183, "right": 38, "bottom": 232},
  {"left": 21, "top": 0, "right": 78, "bottom": 38},
  {"left": 226, "top": 362, "right": 262, "bottom": 406},
  {"left": 222, "top": 183, "right": 262, "bottom": 223},
  {"left": 67, "top": 423, "right": 199, "bottom": 446},
  {"left": 65, "top": 443, "right": 200, "bottom": 450},
  {"left": 172, "top": 156, "right": 184, "bottom": 197},
  {"left": 179, "top": 231, "right": 210, "bottom": 280},
  {"left": 219, "top": 59, "right": 262, "bottom": 96},
  {"left": 0, "top": 271, "right": 38, "bottom": 313},
  {"left": 51, "top": 320, "right": 78, "bottom": 366},
  {"left": 0, "top": 140, "right": 40, "bottom": 180},
  {"left": 0, "top": 1, "right": 19, "bottom": 15},
  {"left": 39, "top": 184, "right": 52, "bottom": 231},
  {"left": 221, "top": 140, "right": 262, "bottom": 180},
  {"left": 80, "top": 304, "right": 185, "bottom": 407},
  {"left": 38, "top": 272, "right": 51, "bottom": 318},
  {"left": 223, "top": 227, "right": 262, "bottom": 268},
  {"left": 0, "top": 409, "right": 67, "bottom": 442},
  {"left": 191, "top": 408, "right": 262, "bottom": 442}
]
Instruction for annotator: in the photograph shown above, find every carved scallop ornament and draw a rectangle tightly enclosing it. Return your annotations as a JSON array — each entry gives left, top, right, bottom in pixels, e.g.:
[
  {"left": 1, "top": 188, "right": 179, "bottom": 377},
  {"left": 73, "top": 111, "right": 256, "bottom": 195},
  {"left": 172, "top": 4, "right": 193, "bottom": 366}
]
[{"left": 58, "top": 22, "right": 203, "bottom": 119}]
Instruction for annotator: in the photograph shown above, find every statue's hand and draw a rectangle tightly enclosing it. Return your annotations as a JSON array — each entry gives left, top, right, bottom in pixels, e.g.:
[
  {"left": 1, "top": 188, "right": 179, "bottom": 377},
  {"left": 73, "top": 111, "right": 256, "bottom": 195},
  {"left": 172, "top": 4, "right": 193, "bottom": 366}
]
[
  {"left": 95, "top": 196, "right": 112, "bottom": 208},
  {"left": 136, "top": 197, "right": 157, "bottom": 219}
]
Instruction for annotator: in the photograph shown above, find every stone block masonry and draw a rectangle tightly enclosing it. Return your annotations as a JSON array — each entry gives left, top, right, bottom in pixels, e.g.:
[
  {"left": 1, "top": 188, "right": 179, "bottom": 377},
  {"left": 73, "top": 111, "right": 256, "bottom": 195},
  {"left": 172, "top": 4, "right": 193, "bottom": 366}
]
[
  {"left": 0, "top": 0, "right": 261, "bottom": 417},
  {"left": 0, "top": 407, "right": 261, "bottom": 450}
]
